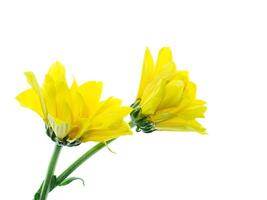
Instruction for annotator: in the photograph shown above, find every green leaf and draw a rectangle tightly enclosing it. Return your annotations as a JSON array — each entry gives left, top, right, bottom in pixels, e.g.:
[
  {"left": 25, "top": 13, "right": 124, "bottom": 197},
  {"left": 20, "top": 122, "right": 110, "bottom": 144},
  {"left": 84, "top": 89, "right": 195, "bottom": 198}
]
[
  {"left": 34, "top": 181, "right": 43, "bottom": 200},
  {"left": 58, "top": 177, "right": 85, "bottom": 187},
  {"left": 34, "top": 192, "right": 40, "bottom": 200}
]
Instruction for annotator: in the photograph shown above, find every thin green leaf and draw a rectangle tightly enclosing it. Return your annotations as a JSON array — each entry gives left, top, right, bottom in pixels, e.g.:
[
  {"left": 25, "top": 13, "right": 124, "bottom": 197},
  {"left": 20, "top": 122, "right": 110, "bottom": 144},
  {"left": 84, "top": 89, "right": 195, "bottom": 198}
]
[{"left": 58, "top": 177, "right": 85, "bottom": 187}]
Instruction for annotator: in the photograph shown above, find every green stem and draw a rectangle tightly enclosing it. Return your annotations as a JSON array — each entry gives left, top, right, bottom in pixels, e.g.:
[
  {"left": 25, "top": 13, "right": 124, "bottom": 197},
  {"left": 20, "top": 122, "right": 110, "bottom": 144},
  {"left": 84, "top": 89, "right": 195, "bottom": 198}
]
[
  {"left": 39, "top": 144, "right": 62, "bottom": 200},
  {"left": 55, "top": 139, "right": 115, "bottom": 186}
]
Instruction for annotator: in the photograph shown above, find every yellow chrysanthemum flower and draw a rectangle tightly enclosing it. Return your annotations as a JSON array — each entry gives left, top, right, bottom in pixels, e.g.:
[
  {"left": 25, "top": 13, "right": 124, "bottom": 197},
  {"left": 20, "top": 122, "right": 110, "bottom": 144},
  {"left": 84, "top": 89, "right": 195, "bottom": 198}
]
[
  {"left": 130, "top": 47, "right": 207, "bottom": 134},
  {"left": 17, "top": 62, "right": 132, "bottom": 146}
]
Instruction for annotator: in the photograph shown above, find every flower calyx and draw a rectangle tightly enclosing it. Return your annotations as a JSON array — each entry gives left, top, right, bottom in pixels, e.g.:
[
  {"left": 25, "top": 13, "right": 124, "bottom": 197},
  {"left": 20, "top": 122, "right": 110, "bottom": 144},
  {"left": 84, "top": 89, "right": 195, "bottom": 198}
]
[
  {"left": 130, "top": 99, "right": 156, "bottom": 133},
  {"left": 45, "top": 125, "right": 81, "bottom": 147}
]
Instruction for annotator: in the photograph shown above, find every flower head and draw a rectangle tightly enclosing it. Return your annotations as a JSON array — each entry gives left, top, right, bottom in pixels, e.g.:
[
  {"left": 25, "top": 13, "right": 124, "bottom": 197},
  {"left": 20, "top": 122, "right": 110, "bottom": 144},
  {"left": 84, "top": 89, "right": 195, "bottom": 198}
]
[
  {"left": 131, "top": 48, "right": 207, "bottom": 134},
  {"left": 17, "top": 62, "right": 132, "bottom": 146}
]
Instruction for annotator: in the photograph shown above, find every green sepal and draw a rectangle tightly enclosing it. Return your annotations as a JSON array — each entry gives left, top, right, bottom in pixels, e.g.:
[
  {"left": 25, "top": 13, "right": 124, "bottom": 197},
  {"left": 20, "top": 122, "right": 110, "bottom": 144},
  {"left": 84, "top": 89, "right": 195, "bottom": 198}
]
[
  {"left": 46, "top": 125, "right": 81, "bottom": 147},
  {"left": 58, "top": 177, "right": 85, "bottom": 187},
  {"left": 130, "top": 100, "right": 157, "bottom": 133}
]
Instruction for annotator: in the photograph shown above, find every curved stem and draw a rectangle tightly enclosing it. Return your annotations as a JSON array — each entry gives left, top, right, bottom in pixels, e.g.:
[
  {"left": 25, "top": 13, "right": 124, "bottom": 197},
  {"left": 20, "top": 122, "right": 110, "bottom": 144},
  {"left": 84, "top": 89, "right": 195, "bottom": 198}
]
[
  {"left": 55, "top": 139, "right": 115, "bottom": 186},
  {"left": 39, "top": 144, "right": 62, "bottom": 200}
]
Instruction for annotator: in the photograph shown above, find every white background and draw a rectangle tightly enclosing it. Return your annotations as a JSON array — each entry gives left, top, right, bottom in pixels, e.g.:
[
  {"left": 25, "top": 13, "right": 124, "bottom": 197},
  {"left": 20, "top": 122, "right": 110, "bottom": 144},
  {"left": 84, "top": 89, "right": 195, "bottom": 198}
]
[{"left": 0, "top": 0, "right": 267, "bottom": 199}]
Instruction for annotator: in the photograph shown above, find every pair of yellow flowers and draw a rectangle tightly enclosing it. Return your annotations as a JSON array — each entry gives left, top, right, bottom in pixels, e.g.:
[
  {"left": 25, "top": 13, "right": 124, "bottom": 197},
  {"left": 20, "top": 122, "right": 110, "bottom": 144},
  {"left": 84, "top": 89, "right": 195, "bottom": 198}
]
[{"left": 17, "top": 47, "right": 207, "bottom": 146}]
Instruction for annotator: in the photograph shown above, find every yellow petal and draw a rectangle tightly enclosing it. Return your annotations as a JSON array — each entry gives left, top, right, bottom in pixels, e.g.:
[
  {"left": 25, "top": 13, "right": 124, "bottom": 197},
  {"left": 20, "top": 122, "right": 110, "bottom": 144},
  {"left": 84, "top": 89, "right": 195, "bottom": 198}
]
[
  {"left": 55, "top": 88, "right": 72, "bottom": 120},
  {"left": 150, "top": 111, "right": 176, "bottom": 123},
  {"left": 91, "top": 97, "right": 132, "bottom": 128},
  {"left": 91, "top": 107, "right": 132, "bottom": 129},
  {"left": 44, "top": 62, "right": 72, "bottom": 121},
  {"left": 79, "top": 81, "right": 103, "bottom": 115},
  {"left": 57, "top": 101, "right": 72, "bottom": 124},
  {"left": 194, "top": 99, "right": 206, "bottom": 105},
  {"left": 178, "top": 101, "right": 207, "bottom": 120},
  {"left": 81, "top": 122, "right": 132, "bottom": 142},
  {"left": 16, "top": 89, "right": 45, "bottom": 119},
  {"left": 140, "top": 78, "right": 165, "bottom": 115},
  {"left": 67, "top": 118, "right": 90, "bottom": 140},
  {"left": 175, "top": 81, "right": 197, "bottom": 112},
  {"left": 154, "top": 47, "right": 176, "bottom": 77},
  {"left": 92, "top": 97, "right": 119, "bottom": 119},
  {"left": 48, "top": 114, "right": 71, "bottom": 139},
  {"left": 24, "top": 72, "right": 47, "bottom": 119},
  {"left": 94, "top": 97, "right": 125, "bottom": 115},
  {"left": 137, "top": 48, "right": 154, "bottom": 98},
  {"left": 43, "top": 75, "right": 57, "bottom": 117},
  {"left": 69, "top": 80, "right": 88, "bottom": 120},
  {"left": 172, "top": 70, "right": 189, "bottom": 83},
  {"left": 43, "top": 73, "right": 71, "bottom": 121},
  {"left": 158, "top": 80, "right": 185, "bottom": 110},
  {"left": 70, "top": 79, "right": 79, "bottom": 91},
  {"left": 47, "top": 61, "right": 66, "bottom": 82},
  {"left": 156, "top": 118, "right": 206, "bottom": 134}
]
